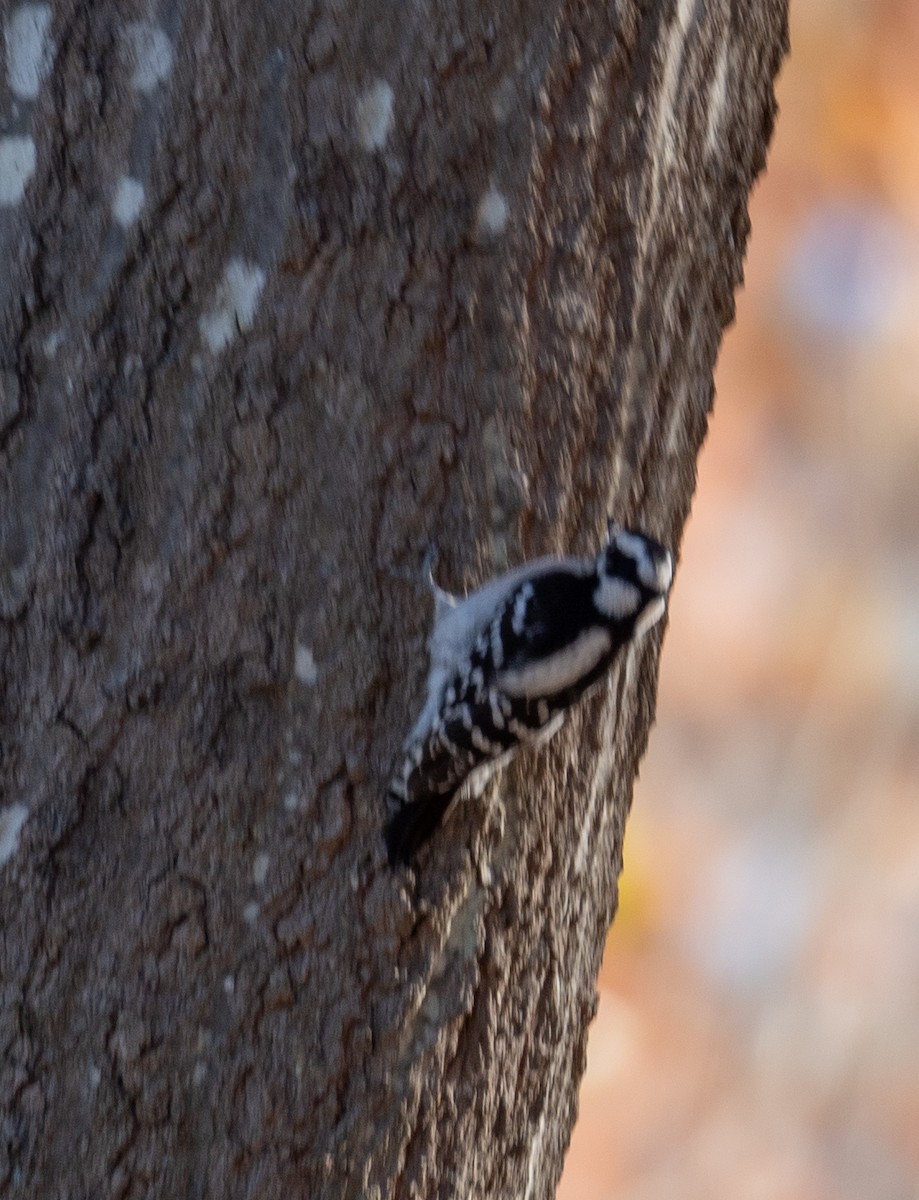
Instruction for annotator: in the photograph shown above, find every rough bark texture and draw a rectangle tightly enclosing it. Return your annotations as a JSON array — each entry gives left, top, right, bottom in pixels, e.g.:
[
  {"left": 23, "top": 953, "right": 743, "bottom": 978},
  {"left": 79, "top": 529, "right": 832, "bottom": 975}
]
[{"left": 0, "top": 1, "right": 787, "bottom": 1197}]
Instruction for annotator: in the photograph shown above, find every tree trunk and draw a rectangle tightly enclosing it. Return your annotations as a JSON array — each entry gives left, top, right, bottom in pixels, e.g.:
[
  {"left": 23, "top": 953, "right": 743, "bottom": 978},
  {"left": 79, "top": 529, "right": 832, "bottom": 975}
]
[{"left": 0, "top": 1, "right": 787, "bottom": 1196}]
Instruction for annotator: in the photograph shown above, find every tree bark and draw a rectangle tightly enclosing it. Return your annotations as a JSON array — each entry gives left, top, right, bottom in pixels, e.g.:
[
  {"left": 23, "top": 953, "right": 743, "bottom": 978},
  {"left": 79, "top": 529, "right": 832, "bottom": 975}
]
[{"left": 0, "top": 1, "right": 787, "bottom": 1196}]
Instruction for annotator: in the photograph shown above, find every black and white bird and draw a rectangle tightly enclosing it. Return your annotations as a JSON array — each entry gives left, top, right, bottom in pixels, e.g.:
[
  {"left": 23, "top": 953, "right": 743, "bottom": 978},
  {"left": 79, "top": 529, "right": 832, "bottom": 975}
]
[{"left": 384, "top": 523, "right": 674, "bottom": 866}]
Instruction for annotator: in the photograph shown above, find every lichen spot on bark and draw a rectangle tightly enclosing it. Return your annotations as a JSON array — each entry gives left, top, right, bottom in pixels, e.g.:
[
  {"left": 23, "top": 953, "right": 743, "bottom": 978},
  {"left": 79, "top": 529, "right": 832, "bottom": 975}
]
[
  {"left": 477, "top": 186, "right": 509, "bottom": 238},
  {"left": 112, "top": 175, "right": 145, "bottom": 227},
  {"left": 0, "top": 803, "right": 28, "bottom": 866},
  {"left": 4, "top": 3, "right": 53, "bottom": 101},
  {"left": 355, "top": 79, "right": 394, "bottom": 151},
  {"left": 0, "top": 135, "right": 35, "bottom": 205},
  {"left": 124, "top": 21, "right": 174, "bottom": 94},
  {"left": 199, "top": 258, "right": 266, "bottom": 352}
]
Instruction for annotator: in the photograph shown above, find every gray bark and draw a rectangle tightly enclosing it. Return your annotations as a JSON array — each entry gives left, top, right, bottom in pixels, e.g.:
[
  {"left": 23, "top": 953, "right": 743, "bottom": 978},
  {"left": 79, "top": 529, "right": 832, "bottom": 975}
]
[{"left": 0, "top": 1, "right": 787, "bottom": 1197}]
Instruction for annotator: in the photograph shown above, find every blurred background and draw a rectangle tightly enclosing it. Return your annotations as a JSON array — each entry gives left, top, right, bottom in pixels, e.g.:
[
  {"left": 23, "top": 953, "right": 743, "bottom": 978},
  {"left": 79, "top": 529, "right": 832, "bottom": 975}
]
[{"left": 559, "top": 1, "right": 919, "bottom": 1197}]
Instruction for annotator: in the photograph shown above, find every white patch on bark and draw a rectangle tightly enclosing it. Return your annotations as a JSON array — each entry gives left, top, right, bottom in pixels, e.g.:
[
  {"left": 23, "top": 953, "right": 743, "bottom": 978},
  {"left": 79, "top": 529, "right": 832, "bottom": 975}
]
[
  {"left": 283, "top": 790, "right": 301, "bottom": 812},
  {"left": 242, "top": 901, "right": 260, "bottom": 923},
  {"left": 112, "top": 175, "right": 145, "bottom": 226},
  {"left": 0, "top": 135, "right": 35, "bottom": 205},
  {"left": 199, "top": 258, "right": 266, "bottom": 352},
  {"left": 705, "top": 39, "right": 730, "bottom": 156},
  {"left": 252, "top": 852, "right": 270, "bottom": 886},
  {"left": 125, "top": 21, "right": 174, "bottom": 93},
  {"left": 476, "top": 186, "right": 509, "bottom": 237},
  {"left": 294, "top": 643, "right": 318, "bottom": 685},
  {"left": 523, "top": 1111, "right": 547, "bottom": 1200},
  {"left": 4, "top": 3, "right": 53, "bottom": 100},
  {"left": 0, "top": 803, "right": 28, "bottom": 865},
  {"left": 355, "top": 79, "right": 394, "bottom": 150},
  {"left": 43, "top": 328, "right": 63, "bottom": 357}
]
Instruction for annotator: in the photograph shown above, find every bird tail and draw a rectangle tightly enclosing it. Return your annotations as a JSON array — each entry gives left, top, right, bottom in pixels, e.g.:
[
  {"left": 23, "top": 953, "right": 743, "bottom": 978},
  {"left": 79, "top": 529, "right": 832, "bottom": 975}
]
[{"left": 384, "top": 790, "right": 455, "bottom": 867}]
